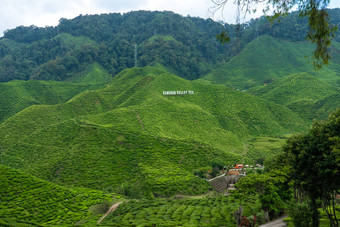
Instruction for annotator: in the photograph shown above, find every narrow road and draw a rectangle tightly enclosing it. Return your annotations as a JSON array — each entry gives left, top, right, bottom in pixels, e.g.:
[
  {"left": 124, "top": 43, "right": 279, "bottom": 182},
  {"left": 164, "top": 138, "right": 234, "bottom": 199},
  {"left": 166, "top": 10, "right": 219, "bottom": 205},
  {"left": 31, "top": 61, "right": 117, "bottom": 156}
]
[
  {"left": 97, "top": 201, "right": 124, "bottom": 224},
  {"left": 259, "top": 216, "right": 288, "bottom": 227}
]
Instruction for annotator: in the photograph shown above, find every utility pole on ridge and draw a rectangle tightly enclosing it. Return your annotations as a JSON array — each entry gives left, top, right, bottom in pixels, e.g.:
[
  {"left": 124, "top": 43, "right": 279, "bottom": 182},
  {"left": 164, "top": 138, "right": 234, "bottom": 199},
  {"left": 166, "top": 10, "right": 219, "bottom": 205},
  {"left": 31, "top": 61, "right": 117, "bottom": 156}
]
[
  {"left": 1, "top": 144, "right": 3, "bottom": 165},
  {"left": 134, "top": 44, "right": 138, "bottom": 67}
]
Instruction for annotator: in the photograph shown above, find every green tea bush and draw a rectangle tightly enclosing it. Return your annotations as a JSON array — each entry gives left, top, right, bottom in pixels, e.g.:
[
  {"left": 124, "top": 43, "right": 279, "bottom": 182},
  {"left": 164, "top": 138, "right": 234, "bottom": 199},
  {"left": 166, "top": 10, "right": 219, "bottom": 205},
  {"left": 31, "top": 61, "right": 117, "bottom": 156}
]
[{"left": 0, "top": 165, "right": 117, "bottom": 226}]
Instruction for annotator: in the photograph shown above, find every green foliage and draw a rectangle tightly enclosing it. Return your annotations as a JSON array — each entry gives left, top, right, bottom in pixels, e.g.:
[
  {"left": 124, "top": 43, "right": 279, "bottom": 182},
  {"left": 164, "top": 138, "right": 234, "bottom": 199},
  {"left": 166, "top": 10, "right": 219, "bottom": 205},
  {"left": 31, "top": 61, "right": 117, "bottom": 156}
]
[
  {"left": 194, "top": 166, "right": 212, "bottom": 178},
  {"left": 287, "top": 201, "right": 313, "bottom": 227},
  {"left": 0, "top": 9, "right": 339, "bottom": 225},
  {"left": 259, "top": 184, "right": 284, "bottom": 216},
  {"left": 1, "top": 9, "right": 340, "bottom": 83},
  {"left": 0, "top": 67, "right": 306, "bottom": 197},
  {"left": 203, "top": 35, "right": 340, "bottom": 89},
  {"left": 0, "top": 33, "right": 99, "bottom": 82},
  {"left": 0, "top": 72, "right": 110, "bottom": 123},
  {"left": 89, "top": 200, "right": 112, "bottom": 215},
  {"left": 244, "top": 136, "right": 287, "bottom": 165},
  {"left": 66, "top": 62, "right": 112, "bottom": 84},
  {"left": 299, "top": 1, "right": 337, "bottom": 68},
  {"left": 236, "top": 168, "right": 291, "bottom": 220},
  {"left": 283, "top": 108, "right": 340, "bottom": 226},
  {"left": 216, "top": 30, "right": 230, "bottom": 44},
  {"left": 0, "top": 165, "right": 116, "bottom": 226},
  {"left": 100, "top": 196, "right": 256, "bottom": 226},
  {"left": 270, "top": 0, "right": 339, "bottom": 68},
  {"left": 213, "top": 0, "right": 338, "bottom": 68},
  {"left": 250, "top": 73, "right": 340, "bottom": 121},
  {"left": 0, "top": 11, "right": 232, "bottom": 82}
]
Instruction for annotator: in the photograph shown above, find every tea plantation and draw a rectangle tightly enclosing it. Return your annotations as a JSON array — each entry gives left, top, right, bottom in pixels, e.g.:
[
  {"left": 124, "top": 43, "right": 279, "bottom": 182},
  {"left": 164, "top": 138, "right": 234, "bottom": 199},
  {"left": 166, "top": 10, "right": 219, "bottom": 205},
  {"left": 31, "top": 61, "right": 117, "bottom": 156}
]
[
  {"left": 0, "top": 165, "right": 118, "bottom": 226},
  {"left": 0, "top": 67, "right": 308, "bottom": 197},
  {"left": 249, "top": 73, "right": 340, "bottom": 121},
  {"left": 203, "top": 35, "right": 340, "bottom": 89},
  {"left": 100, "top": 196, "right": 262, "bottom": 226},
  {"left": 0, "top": 62, "right": 112, "bottom": 123}
]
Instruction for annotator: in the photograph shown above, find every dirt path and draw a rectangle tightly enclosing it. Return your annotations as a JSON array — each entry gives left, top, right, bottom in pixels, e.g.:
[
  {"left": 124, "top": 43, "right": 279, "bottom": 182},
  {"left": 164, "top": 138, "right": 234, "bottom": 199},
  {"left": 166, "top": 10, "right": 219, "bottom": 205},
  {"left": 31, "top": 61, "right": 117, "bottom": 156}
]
[
  {"left": 259, "top": 216, "right": 288, "bottom": 227},
  {"left": 97, "top": 201, "right": 124, "bottom": 224}
]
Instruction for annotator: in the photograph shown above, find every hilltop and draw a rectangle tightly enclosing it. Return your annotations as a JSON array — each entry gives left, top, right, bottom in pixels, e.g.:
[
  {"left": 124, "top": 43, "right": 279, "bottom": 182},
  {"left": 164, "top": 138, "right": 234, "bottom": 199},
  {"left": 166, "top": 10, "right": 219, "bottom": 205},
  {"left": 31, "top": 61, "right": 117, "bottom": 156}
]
[
  {"left": 0, "top": 11, "right": 231, "bottom": 82},
  {"left": 0, "top": 67, "right": 305, "bottom": 197}
]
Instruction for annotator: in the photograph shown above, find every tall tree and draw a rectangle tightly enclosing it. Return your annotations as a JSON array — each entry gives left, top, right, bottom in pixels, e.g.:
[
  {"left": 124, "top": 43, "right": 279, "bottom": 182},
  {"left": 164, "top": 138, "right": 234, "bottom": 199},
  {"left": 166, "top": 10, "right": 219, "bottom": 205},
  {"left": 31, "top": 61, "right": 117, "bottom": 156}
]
[{"left": 283, "top": 108, "right": 340, "bottom": 227}]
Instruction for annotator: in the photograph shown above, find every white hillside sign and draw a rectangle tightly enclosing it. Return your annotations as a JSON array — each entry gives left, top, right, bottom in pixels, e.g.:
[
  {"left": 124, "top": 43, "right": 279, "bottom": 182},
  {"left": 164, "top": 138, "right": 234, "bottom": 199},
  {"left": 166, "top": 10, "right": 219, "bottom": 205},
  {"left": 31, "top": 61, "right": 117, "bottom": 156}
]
[{"left": 163, "top": 91, "right": 194, "bottom": 95}]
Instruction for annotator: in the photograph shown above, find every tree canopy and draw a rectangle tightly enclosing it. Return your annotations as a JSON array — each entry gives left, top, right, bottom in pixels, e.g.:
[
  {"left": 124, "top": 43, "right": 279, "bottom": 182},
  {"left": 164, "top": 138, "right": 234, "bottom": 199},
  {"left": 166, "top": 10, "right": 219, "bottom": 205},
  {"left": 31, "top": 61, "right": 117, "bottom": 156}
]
[
  {"left": 1, "top": 9, "right": 339, "bottom": 82},
  {"left": 283, "top": 108, "right": 340, "bottom": 227}
]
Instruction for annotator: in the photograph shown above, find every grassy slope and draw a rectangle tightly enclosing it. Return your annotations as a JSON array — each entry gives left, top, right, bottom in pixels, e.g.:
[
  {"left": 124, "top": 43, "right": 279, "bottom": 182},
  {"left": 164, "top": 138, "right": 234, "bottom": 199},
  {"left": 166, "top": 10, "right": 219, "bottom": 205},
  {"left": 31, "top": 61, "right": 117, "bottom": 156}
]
[
  {"left": 203, "top": 35, "right": 340, "bottom": 89},
  {"left": 0, "top": 165, "right": 117, "bottom": 226},
  {"left": 0, "top": 62, "right": 112, "bottom": 123},
  {"left": 0, "top": 66, "right": 306, "bottom": 196},
  {"left": 249, "top": 73, "right": 340, "bottom": 121}
]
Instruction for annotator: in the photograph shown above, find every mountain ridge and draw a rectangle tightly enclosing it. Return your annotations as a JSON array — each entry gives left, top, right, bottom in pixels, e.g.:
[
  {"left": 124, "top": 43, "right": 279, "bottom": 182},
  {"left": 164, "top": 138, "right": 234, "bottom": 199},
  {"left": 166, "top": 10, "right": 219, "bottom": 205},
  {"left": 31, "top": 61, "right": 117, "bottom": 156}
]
[{"left": 1, "top": 9, "right": 340, "bottom": 83}]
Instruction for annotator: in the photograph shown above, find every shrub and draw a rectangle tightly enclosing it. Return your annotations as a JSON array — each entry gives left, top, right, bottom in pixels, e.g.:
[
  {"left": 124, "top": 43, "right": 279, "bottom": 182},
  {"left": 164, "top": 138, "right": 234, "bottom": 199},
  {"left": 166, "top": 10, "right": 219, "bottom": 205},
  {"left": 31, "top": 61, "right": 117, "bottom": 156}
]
[{"left": 287, "top": 201, "right": 312, "bottom": 227}]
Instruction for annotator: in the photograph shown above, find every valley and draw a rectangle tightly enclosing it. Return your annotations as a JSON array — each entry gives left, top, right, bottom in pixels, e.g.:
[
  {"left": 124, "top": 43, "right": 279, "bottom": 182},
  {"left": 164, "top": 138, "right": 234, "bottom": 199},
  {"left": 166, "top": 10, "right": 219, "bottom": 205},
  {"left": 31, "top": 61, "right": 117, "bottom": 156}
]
[{"left": 0, "top": 9, "right": 339, "bottom": 226}]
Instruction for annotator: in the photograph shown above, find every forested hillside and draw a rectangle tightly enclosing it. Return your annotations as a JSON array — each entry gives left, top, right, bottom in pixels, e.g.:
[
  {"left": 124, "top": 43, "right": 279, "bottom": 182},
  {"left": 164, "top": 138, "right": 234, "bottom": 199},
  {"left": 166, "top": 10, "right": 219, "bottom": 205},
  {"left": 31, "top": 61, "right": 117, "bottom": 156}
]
[
  {"left": 1, "top": 9, "right": 340, "bottom": 84},
  {"left": 0, "top": 11, "right": 233, "bottom": 82}
]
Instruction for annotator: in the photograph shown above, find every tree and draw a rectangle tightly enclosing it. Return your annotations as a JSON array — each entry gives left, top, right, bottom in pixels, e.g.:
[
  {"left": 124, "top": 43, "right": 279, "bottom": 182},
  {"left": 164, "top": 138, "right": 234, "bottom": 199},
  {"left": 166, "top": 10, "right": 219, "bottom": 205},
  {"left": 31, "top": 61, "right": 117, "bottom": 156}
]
[
  {"left": 236, "top": 171, "right": 289, "bottom": 221},
  {"left": 212, "top": 0, "right": 338, "bottom": 68},
  {"left": 283, "top": 108, "right": 340, "bottom": 227}
]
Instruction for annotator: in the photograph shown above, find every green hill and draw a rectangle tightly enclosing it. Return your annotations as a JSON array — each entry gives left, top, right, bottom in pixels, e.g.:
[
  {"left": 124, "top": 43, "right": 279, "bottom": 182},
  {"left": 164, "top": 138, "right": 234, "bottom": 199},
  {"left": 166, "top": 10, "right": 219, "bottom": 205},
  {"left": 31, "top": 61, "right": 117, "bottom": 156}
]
[
  {"left": 3, "top": 10, "right": 340, "bottom": 83},
  {"left": 0, "top": 165, "right": 118, "bottom": 226},
  {"left": 0, "top": 62, "right": 112, "bottom": 123},
  {"left": 0, "top": 11, "right": 233, "bottom": 82},
  {"left": 0, "top": 67, "right": 306, "bottom": 197},
  {"left": 249, "top": 73, "right": 340, "bottom": 121},
  {"left": 203, "top": 35, "right": 340, "bottom": 89}
]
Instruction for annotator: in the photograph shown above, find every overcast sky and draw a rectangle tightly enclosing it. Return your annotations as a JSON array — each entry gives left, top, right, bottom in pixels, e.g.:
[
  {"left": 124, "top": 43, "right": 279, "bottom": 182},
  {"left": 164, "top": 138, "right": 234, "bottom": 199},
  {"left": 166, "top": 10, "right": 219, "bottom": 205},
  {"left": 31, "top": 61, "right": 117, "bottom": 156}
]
[{"left": 1, "top": 0, "right": 340, "bottom": 37}]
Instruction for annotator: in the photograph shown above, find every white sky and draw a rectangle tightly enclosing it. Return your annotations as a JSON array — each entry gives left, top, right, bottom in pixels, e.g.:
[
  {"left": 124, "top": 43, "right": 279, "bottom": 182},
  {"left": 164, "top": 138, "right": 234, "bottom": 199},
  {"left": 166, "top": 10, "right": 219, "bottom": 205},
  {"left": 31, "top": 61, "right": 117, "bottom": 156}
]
[{"left": 0, "top": 0, "right": 340, "bottom": 37}]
